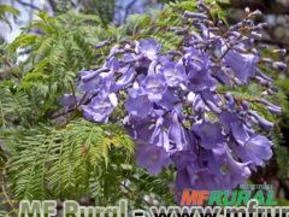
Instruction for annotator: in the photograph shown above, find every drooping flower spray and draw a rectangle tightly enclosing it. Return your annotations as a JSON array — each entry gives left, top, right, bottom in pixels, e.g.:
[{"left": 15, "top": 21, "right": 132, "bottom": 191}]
[{"left": 63, "top": 0, "right": 285, "bottom": 197}]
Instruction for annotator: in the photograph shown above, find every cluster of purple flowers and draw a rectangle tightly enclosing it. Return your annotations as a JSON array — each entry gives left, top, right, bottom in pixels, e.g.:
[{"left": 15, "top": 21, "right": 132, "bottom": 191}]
[{"left": 63, "top": 2, "right": 284, "bottom": 195}]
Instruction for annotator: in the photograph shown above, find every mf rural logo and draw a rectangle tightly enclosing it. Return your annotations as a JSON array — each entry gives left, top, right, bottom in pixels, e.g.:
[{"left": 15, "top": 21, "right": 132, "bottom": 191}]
[{"left": 180, "top": 189, "right": 276, "bottom": 206}]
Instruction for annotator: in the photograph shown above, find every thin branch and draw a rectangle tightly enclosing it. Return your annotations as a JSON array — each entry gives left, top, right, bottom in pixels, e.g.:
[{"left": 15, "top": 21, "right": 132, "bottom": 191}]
[
  {"left": 95, "top": 39, "right": 112, "bottom": 49},
  {"left": 49, "top": 107, "right": 76, "bottom": 120},
  {"left": 257, "top": 38, "right": 289, "bottom": 50},
  {"left": 1, "top": 167, "right": 17, "bottom": 215},
  {"left": 69, "top": 81, "right": 78, "bottom": 109},
  {"left": 120, "top": 182, "right": 154, "bottom": 207},
  {"left": 123, "top": 0, "right": 137, "bottom": 23},
  {"left": 218, "top": 0, "right": 289, "bottom": 15},
  {"left": 47, "top": 0, "right": 57, "bottom": 12},
  {"left": 15, "top": 0, "right": 41, "bottom": 11}
]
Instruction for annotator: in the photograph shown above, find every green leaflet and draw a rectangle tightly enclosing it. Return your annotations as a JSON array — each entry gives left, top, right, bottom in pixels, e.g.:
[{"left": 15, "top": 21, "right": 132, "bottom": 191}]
[{"left": 4, "top": 119, "right": 134, "bottom": 200}]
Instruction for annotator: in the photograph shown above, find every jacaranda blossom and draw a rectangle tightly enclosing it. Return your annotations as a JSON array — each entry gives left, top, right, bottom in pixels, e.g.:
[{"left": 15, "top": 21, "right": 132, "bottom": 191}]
[{"left": 63, "top": 1, "right": 284, "bottom": 200}]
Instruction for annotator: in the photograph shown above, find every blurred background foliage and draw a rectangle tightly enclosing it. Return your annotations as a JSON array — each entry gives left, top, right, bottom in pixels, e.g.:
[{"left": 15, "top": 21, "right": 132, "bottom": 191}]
[{"left": 0, "top": 0, "right": 289, "bottom": 216}]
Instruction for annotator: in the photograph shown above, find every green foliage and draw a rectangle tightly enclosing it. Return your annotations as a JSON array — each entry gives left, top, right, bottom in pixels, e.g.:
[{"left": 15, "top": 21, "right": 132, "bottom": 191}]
[
  {"left": 90, "top": 0, "right": 115, "bottom": 25},
  {"left": 0, "top": 84, "right": 32, "bottom": 129},
  {"left": 0, "top": 159, "right": 17, "bottom": 217},
  {"left": 123, "top": 0, "right": 226, "bottom": 51},
  {"left": 219, "top": 82, "right": 281, "bottom": 123},
  {"left": 0, "top": 4, "right": 19, "bottom": 30},
  {"left": 8, "top": 12, "right": 105, "bottom": 114},
  {"left": 0, "top": 1, "right": 199, "bottom": 208},
  {"left": 3, "top": 119, "right": 134, "bottom": 200},
  {"left": 273, "top": 77, "right": 289, "bottom": 178}
]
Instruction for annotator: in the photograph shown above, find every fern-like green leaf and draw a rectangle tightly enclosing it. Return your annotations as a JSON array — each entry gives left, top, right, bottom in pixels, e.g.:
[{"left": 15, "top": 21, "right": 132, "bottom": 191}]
[{"left": 4, "top": 119, "right": 134, "bottom": 200}]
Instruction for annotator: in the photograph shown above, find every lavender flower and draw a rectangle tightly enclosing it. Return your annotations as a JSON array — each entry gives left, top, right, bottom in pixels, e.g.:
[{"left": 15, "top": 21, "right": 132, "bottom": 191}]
[
  {"left": 224, "top": 50, "right": 259, "bottom": 83},
  {"left": 81, "top": 95, "right": 116, "bottom": 122},
  {"left": 192, "top": 122, "right": 224, "bottom": 150},
  {"left": 63, "top": 1, "right": 283, "bottom": 197},
  {"left": 136, "top": 143, "right": 171, "bottom": 175}
]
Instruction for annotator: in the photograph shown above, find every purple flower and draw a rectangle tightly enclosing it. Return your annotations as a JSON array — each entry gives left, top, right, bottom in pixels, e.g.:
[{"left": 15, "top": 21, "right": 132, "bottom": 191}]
[
  {"left": 66, "top": 3, "right": 280, "bottom": 197},
  {"left": 187, "top": 92, "right": 206, "bottom": 114},
  {"left": 173, "top": 146, "right": 251, "bottom": 192},
  {"left": 231, "top": 122, "right": 251, "bottom": 146},
  {"left": 60, "top": 93, "right": 79, "bottom": 109},
  {"left": 174, "top": 151, "right": 223, "bottom": 191},
  {"left": 172, "top": 151, "right": 197, "bottom": 191},
  {"left": 78, "top": 69, "right": 114, "bottom": 96},
  {"left": 162, "top": 61, "right": 187, "bottom": 87},
  {"left": 78, "top": 70, "right": 103, "bottom": 93},
  {"left": 219, "top": 111, "right": 240, "bottom": 134},
  {"left": 200, "top": 90, "right": 222, "bottom": 114},
  {"left": 187, "top": 68, "right": 216, "bottom": 92},
  {"left": 168, "top": 110, "right": 189, "bottom": 151},
  {"left": 248, "top": 110, "right": 274, "bottom": 131},
  {"left": 125, "top": 89, "right": 153, "bottom": 118},
  {"left": 158, "top": 89, "right": 179, "bottom": 110},
  {"left": 219, "top": 111, "right": 253, "bottom": 145},
  {"left": 172, "top": 150, "right": 197, "bottom": 170},
  {"left": 175, "top": 168, "right": 192, "bottom": 191},
  {"left": 105, "top": 56, "right": 120, "bottom": 72},
  {"left": 184, "top": 48, "right": 209, "bottom": 72},
  {"left": 129, "top": 117, "right": 154, "bottom": 144},
  {"left": 136, "top": 143, "right": 171, "bottom": 175},
  {"left": 212, "top": 146, "right": 251, "bottom": 188},
  {"left": 150, "top": 116, "right": 171, "bottom": 151},
  {"left": 192, "top": 122, "right": 224, "bottom": 150},
  {"left": 224, "top": 50, "right": 259, "bottom": 83},
  {"left": 81, "top": 94, "right": 116, "bottom": 123},
  {"left": 214, "top": 67, "right": 233, "bottom": 85},
  {"left": 115, "top": 65, "right": 136, "bottom": 90},
  {"left": 142, "top": 73, "right": 167, "bottom": 102},
  {"left": 234, "top": 135, "right": 273, "bottom": 167},
  {"left": 136, "top": 39, "right": 161, "bottom": 61}
]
